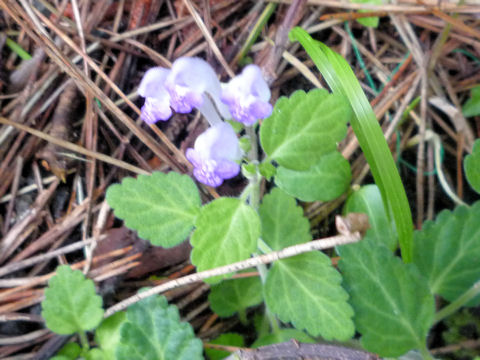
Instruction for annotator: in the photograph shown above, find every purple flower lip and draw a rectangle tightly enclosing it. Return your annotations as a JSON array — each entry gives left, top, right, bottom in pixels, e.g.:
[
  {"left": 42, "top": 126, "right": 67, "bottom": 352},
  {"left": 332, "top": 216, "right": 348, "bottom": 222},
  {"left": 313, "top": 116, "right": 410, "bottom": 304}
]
[
  {"left": 186, "top": 122, "right": 242, "bottom": 187},
  {"left": 221, "top": 64, "right": 273, "bottom": 126}
]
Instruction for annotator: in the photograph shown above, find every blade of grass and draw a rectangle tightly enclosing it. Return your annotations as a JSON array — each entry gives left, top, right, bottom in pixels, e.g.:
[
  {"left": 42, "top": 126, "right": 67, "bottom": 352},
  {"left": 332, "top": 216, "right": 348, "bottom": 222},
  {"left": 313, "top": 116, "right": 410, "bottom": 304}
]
[
  {"left": 290, "top": 27, "right": 413, "bottom": 262},
  {"left": 5, "top": 37, "right": 32, "bottom": 60}
]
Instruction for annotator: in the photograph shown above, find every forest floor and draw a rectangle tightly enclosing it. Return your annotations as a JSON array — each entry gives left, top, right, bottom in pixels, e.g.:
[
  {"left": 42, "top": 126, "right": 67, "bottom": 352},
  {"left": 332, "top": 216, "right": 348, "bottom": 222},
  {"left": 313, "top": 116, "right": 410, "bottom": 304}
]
[{"left": 0, "top": 0, "right": 480, "bottom": 359}]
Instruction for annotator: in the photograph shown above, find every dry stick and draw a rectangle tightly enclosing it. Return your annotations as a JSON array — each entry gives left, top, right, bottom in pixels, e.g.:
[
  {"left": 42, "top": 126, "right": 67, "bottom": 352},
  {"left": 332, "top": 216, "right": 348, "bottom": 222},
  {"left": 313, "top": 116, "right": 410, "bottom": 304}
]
[
  {"left": 104, "top": 231, "right": 362, "bottom": 317},
  {"left": 0, "top": 236, "right": 106, "bottom": 278},
  {"left": 0, "top": 117, "right": 149, "bottom": 176},
  {"left": 0, "top": 180, "right": 59, "bottom": 264},
  {"left": 3, "top": 157, "right": 23, "bottom": 235},
  {"left": 268, "top": 0, "right": 480, "bottom": 13},
  {"left": 182, "top": 0, "right": 235, "bottom": 77}
]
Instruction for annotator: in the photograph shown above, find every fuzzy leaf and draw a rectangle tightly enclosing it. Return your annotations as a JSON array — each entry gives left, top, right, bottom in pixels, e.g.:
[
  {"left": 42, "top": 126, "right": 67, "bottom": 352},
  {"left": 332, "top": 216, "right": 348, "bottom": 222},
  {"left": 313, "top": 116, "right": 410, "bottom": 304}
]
[
  {"left": 191, "top": 198, "right": 260, "bottom": 283},
  {"left": 264, "top": 252, "right": 354, "bottom": 340},
  {"left": 259, "top": 188, "right": 311, "bottom": 250},
  {"left": 339, "top": 241, "right": 435, "bottom": 357},
  {"left": 95, "top": 312, "right": 126, "bottom": 360},
  {"left": 252, "top": 329, "right": 315, "bottom": 348},
  {"left": 464, "top": 139, "right": 480, "bottom": 194},
  {"left": 343, "top": 184, "right": 397, "bottom": 251},
  {"left": 41, "top": 265, "right": 104, "bottom": 335},
  {"left": 275, "top": 151, "right": 351, "bottom": 202},
  {"left": 116, "top": 295, "right": 203, "bottom": 360},
  {"left": 205, "top": 333, "right": 244, "bottom": 360},
  {"left": 413, "top": 202, "right": 480, "bottom": 305},
  {"left": 260, "top": 89, "right": 350, "bottom": 171},
  {"left": 106, "top": 172, "right": 201, "bottom": 247},
  {"left": 209, "top": 276, "right": 262, "bottom": 318}
]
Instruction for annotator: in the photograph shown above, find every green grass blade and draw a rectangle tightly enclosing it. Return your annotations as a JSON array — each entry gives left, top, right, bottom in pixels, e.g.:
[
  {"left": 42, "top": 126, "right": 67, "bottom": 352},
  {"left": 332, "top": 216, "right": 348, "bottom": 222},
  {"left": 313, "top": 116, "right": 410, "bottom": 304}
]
[
  {"left": 289, "top": 27, "right": 413, "bottom": 262},
  {"left": 6, "top": 37, "right": 32, "bottom": 60}
]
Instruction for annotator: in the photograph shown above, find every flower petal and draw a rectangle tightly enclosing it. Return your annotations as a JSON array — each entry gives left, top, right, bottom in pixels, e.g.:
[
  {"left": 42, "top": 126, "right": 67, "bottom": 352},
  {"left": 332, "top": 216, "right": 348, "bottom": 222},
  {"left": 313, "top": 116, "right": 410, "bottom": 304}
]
[
  {"left": 165, "top": 57, "right": 229, "bottom": 119},
  {"left": 138, "top": 67, "right": 170, "bottom": 99},
  {"left": 186, "top": 122, "right": 242, "bottom": 187},
  {"left": 221, "top": 64, "right": 272, "bottom": 125}
]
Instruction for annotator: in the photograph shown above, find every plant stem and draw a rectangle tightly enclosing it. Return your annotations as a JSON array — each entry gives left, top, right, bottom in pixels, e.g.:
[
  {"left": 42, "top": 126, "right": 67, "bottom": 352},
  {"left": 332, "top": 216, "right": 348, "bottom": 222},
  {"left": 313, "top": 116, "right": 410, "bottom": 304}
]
[
  {"left": 244, "top": 124, "right": 281, "bottom": 332},
  {"left": 78, "top": 331, "right": 89, "bottom": 350},
  {"left": 434, "top": 280, "right": 480, "bottom": 324}
]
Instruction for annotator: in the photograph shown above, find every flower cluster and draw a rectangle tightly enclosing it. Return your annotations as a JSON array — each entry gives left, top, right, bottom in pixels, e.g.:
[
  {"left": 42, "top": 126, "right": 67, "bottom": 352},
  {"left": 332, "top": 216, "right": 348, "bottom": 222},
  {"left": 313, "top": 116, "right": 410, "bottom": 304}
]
[{"left": 138, "top": 57, "right": 272, "bottom": 187}]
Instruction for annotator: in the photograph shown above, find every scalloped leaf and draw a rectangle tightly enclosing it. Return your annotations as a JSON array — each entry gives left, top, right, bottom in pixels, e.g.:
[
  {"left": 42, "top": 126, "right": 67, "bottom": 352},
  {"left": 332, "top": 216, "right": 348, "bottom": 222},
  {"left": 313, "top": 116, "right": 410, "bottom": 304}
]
[
  {"left": 264, "top": 252, "right": 354, "bottom": 341},
  {"left": 464, "top": 139, "right": 480, "bottom": 194},
  {"left": 275, "top": 151, "right": 351, "bottom": 202},
  {"left": 339, "top": 241, "right": 435, "bottom": 357},
  {"left": 259, "top": 188, "right": 311, "bottom": 250},
  {"left": 116, "top": 295, "right": 203, "bottom": 360},
  {"left": 106, "top": 172, "right": 201, "bottom": 248},
  {"left": 95, "top": 312, "right": 126, "bottom": 360},
  {"left": 41, "top": 265, "right": 104, "bottom": 335},
  {"left": 260, "top": 89, "right": 351, "bottom": 171},
  {"left": 209, "top": 276, "right": 262, "bottom": 318},
  {"left": 191, "top": 197, "right": 260, "bottom": 283},
  {"left": 413, "top": 202, "right": 480, "bottom": 305},
  {"left": 343, "top": 184, "right": 397, "bottom": 251},
  {"left": 252, "top": 329, "right": 315, "bottom": 348},
  {"left": 205, "top": 333, "right": 244, "bottom": 360}
]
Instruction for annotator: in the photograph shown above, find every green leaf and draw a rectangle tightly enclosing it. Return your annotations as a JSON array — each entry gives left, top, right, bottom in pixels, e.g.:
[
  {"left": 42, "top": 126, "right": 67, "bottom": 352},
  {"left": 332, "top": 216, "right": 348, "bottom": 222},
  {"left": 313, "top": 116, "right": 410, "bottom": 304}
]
[
  {"left": 191, "top": 198, "right": 260, "bottom": 283},
  {"left": 350, "top": 0, "right": 382, "bottom": 27},
  {"left": 205, "top": 333, "right": 244, "bottom": 360},
  {"left": 259, "top": 188, "right": 311, "bottom": 250},
  {"left": 209, "top": 276, "right": 262, "bottom": 318},
  {"left": 463, "top": 86, "right": 480, "bottom": 117},
  {"left": 264, "top": 252, "right": 354, "bottom": 340},
  {"left": 41, "top": 265, "right": 104, "bottom": 335},
  {"left": 85, "top": 349, "right": 105, "bottom": 360},
  {"left": 343, "top": 184, "right": 397, "bottom": 251},
  {"left": 95, "top": 312, "right": 126, "bottom": 360},
  {"left": 259, "top": 161, "right": 276, "bottom": 181},
  {"left": 116, "top": 295, "right": 203, "bottom": 360},
  {"left": 52, "top": 343, "right": 82, "bottom": 360},
  {"left": 289, "top": 27, "right": 413, "bottom": 262},
  {"left": 275, "top": 151, "right": 351, "bottom": 202},
  {"left": 339, "top": 241, "right": 435, "bottom": 357},
  {"left": 252, "top": 329, "right": 315, "bottom": 348},
  {"left": 464, "top": 139, "right": 480, "bottom": 194},
  {"left": 260, "top": 89, "right": 351, "bottom": 171},
  {"left": 413, "top": 202, "right": 480, "bottom": 305},
  {"left": 106, "top": 172, "right": 201, "bottom": 248}
]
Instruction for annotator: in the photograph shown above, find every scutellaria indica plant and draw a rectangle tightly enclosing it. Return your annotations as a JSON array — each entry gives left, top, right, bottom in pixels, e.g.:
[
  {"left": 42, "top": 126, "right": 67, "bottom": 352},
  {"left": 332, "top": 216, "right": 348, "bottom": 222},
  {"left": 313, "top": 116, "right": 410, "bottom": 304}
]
[{"left": 42, "top": 28, "right": 480, "bottom": 360}]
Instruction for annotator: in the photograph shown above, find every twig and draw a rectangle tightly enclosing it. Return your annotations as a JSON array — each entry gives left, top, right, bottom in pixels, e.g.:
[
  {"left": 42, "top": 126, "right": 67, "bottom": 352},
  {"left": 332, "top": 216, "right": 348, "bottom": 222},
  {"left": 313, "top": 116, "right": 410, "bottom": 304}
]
[{"left": 104, "top": 231, "right": 362, "bottom": 317}]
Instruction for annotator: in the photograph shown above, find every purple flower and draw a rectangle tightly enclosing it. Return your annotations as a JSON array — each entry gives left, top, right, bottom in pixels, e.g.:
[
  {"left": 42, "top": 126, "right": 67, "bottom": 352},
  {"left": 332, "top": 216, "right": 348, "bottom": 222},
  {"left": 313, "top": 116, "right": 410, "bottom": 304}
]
[
  {"left": 137, "top": 67, "right": 172, "bottom": 124},
  {"left": 186, "top": 122, "right": 242, "bottom": 187},
  {"left": 138, "top": 57, "right": 230, "bottom": 125},
  {"left": 221, "top": 64, "right": 273, "bottom": 126}
]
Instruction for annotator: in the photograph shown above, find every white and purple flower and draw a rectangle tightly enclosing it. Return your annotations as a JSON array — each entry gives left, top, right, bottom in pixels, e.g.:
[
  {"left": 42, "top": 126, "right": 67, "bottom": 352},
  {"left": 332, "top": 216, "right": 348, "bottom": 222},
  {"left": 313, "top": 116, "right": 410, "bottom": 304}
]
[
  {"left": 221, "top": 64, "right": 273, "bottom": 126},
  {"left": 137, "top": 57, "right": 229, "bottom": 125},
  {"left": 186, "top": 122, "right": 242, "bottom": 187}
]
